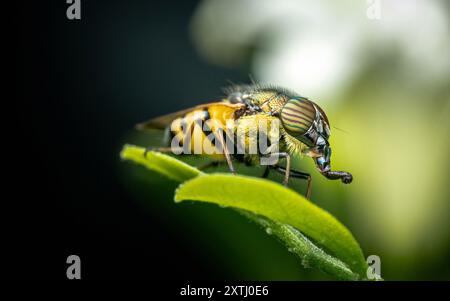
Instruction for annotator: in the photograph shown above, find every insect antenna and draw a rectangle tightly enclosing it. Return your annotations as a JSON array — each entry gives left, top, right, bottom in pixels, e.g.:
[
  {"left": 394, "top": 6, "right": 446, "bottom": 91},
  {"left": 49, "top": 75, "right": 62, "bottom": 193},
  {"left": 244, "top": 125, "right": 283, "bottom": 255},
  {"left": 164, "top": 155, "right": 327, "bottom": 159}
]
[{"left": 332, "top": 126, "right": 350, "bottom": 135}]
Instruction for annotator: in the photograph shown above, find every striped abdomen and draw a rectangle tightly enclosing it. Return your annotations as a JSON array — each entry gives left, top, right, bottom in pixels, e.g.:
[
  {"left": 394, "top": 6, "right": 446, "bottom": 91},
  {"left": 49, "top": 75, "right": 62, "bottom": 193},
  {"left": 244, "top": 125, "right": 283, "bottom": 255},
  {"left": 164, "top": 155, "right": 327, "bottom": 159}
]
[{"left": 169, "top": 103, "right": 239, "bottom": 156}]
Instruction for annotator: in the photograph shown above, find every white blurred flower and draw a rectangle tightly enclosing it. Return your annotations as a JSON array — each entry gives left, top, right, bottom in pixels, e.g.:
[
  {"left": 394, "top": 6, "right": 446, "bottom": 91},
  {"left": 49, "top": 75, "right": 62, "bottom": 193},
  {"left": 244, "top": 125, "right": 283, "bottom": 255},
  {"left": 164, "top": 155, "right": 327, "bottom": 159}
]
[{"left": 191, "top": 0, "right": 449, "bottom": 100}]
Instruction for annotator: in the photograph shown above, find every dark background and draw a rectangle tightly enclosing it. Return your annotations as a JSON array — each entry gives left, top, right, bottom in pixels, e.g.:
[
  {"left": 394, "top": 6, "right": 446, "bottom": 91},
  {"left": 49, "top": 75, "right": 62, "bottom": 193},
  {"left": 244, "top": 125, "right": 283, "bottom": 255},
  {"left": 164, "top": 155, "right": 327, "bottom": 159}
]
[{"left": 16, "top": 0, "right": 250, "bottom": 280}]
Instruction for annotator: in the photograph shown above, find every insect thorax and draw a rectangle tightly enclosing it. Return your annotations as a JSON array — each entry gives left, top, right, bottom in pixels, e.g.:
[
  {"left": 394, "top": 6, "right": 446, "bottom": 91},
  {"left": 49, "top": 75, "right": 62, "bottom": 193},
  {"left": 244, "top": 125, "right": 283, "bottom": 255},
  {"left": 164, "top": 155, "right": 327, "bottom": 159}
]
[
  {"left": 226, "top": 85, "right": 292, "bottom": 116},
  {"left": 225, "top": 85, "right": 312, "bottom": 158}
]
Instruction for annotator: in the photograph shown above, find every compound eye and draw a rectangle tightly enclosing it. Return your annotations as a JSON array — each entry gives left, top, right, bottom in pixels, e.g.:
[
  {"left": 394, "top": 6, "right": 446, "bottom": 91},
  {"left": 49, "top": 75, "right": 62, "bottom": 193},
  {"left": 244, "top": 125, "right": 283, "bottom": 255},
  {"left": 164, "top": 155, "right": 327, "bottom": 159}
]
[{"left": 280, "top": 98, "right": 316, "bottom": 136}]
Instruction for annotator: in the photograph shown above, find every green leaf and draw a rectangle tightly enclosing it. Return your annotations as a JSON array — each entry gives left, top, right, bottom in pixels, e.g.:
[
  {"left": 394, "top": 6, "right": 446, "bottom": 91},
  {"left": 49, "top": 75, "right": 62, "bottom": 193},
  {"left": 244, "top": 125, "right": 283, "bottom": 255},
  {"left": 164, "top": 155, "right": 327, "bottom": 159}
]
[
  {"left": 120, "top": 144, "right": 202, "bottom": 182},
  {"left": 175, "top": 174, "right": 367, "bottom": 278},
  {"left": 121, "top": 144, "right": 369, "bottom": 280},
  {"left": 237, "top": 210, "right": 359, "bottom": 280}
]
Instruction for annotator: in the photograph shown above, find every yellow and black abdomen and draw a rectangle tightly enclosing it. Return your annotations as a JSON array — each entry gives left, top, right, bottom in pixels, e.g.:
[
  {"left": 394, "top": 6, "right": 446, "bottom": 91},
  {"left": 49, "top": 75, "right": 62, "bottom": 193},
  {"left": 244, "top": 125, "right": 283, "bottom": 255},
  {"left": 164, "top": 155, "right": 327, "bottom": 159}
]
[{"left": 168, "top": 103, "right": 241, "bottom": 157}]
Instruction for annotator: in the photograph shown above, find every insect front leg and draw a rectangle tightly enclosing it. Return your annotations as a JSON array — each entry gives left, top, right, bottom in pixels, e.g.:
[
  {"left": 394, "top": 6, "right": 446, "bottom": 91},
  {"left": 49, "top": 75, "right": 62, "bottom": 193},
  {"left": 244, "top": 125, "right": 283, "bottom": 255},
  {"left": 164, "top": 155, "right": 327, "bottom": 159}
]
[
  {"left": 274, "top": 166, "right": 312, "bottom": 199},
  {"left": 262, "top": 152, "right": 291, "bottom": 186}
]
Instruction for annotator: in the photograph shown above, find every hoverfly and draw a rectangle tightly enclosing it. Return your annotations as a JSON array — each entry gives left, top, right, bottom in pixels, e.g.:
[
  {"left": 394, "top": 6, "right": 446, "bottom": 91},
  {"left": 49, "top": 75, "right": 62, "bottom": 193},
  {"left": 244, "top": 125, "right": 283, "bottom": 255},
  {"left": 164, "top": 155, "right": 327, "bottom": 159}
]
[{"left": 136, "top": 84, "right": 352, "bottom": 198}]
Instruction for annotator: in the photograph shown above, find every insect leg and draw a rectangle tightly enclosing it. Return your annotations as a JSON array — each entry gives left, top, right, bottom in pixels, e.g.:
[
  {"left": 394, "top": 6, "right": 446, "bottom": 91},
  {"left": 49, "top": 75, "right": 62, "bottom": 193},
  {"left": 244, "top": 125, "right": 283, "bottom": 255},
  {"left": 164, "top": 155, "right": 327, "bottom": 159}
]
[
  {"left": 214, "top": 128, "right": 236, "bottom": 174},
  {"left": 261, "top": 166, "right": 270, "bottom": 178},
  {"left": 222, "top": 145, "right": 236, "bottom": 174},
  {"left": 274, "top": 166, "right": 312, "bottom": 199},
  {"left": 264, "top": 152, "right": 291, "bottom": 185}
]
